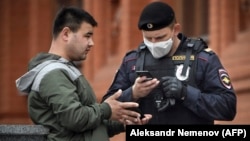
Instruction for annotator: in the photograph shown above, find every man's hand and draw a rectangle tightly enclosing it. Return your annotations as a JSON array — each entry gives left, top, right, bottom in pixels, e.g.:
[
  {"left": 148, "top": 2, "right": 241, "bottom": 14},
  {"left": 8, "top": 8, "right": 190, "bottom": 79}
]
[
  {"left": 124, "top": 114, "right": 152, "bottom": 125},
  {"left": 132, "top": 76, "right": 160, "bottom": 101},
  {"left": 104, "top": 89, "right": 141, "bottom": 122},
  {"left": 161, "top": 76, "right": 186, "bottom": 100}
]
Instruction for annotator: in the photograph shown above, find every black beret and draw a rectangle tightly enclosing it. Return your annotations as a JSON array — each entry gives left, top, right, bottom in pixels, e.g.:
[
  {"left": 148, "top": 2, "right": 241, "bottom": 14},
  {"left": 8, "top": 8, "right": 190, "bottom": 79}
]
[{"left": 138, "top": 2, "right": 175, "bottom": 31}]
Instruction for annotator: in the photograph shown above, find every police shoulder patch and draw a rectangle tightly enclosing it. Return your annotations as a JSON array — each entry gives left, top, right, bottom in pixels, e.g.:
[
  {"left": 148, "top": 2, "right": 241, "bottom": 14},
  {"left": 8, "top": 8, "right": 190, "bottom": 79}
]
[{"left": 219, "top": 69, "right": 232, "bottom": 89}]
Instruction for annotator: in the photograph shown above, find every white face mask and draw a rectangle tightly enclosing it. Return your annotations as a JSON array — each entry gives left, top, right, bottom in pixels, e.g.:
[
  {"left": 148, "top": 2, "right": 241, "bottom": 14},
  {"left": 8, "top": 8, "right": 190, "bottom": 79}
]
[{"left": 143, "top": 37, "right": 173, "bottom": 59}]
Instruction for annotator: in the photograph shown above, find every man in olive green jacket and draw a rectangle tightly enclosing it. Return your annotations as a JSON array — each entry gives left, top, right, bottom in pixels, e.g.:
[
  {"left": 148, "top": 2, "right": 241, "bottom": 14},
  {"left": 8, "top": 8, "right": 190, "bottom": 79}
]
[{"left": 16, "top": 7, "right": 151, "bottom": 141}]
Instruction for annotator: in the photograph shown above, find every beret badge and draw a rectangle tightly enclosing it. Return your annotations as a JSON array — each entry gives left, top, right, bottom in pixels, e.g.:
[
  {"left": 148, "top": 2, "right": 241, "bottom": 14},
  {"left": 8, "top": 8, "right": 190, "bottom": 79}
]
[{"left": 147, "top": 23, "right": 153, "bottom": 29}]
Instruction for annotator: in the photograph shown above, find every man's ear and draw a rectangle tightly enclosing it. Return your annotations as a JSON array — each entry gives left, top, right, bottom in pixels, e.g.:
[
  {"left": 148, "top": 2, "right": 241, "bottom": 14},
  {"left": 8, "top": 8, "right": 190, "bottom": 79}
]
[
  {"left": 173, "top": 23, "right": 181, "bottom": 35},
  {"left": 61, "top": 27, "right": 71, "bottom": 41}
]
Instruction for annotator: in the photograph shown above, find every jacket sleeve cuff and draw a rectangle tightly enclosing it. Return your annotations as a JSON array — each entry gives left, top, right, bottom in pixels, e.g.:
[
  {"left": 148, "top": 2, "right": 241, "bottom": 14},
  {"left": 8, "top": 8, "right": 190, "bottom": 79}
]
[
  {"left": 118, "top": 87, "right": 133, "bottom": 102},
  {"left": 100, "top": 102, "right": 112, "bottom": 119}
]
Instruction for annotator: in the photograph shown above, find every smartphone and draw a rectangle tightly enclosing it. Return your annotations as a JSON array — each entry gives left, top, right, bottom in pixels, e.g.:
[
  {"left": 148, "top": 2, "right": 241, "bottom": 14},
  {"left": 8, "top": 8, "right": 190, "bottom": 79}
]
[
  {"left": 127, "top": 107, "right": 145, "bottom": 119},
  {"left": 136, "top": 70, "right": 153, "bottom": 81}
]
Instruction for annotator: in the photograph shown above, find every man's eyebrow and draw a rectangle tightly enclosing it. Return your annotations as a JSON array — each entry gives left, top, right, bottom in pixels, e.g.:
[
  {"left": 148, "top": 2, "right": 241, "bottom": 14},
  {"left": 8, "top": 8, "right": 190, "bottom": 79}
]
[
  {"left": 158, "top": 33, "right": 168, "bottom": 38},
  {"left": 86, "top": 32, "right": 93, "bottom": 36}
]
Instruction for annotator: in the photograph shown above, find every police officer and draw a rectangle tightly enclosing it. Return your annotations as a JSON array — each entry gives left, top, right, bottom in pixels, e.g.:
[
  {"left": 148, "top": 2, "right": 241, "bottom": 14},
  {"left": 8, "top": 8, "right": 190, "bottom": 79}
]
[{"left": 102, "top": 2, "right": 236, "bottom": 124}]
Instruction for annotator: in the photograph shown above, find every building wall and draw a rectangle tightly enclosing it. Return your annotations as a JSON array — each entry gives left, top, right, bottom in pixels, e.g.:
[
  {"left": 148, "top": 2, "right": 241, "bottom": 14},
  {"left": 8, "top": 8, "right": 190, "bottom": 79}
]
[{"left": 0, "top": 0, "right": 56, "bottom": 123}]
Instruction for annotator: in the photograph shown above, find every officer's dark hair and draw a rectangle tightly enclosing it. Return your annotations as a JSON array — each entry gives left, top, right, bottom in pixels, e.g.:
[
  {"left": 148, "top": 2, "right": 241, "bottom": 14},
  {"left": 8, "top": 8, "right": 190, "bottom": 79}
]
[{"left": 52, "top": 6, "right": 98, "bottom": 39}]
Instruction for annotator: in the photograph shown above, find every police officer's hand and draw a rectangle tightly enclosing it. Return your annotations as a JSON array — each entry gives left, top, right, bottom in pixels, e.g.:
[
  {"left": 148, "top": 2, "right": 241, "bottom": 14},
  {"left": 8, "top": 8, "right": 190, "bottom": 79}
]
[
  {"left": 104, "top": 89, "right": 141, "bottom": 123},
  {"left": 132, "top": 76, "right": 160, "bottom": 101},
  {"left": 124, "top": 114, "right": 152, "bottom": 125},
  {"left": 161, "top": 76, "right": 187, "bottom": 100}
]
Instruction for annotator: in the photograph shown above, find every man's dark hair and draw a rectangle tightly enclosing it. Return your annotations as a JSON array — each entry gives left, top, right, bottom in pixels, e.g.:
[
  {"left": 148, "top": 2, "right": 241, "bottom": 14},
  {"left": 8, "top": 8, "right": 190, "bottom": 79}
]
[{"left": 52, "top": 6, "right": 98, "bottom": 38}]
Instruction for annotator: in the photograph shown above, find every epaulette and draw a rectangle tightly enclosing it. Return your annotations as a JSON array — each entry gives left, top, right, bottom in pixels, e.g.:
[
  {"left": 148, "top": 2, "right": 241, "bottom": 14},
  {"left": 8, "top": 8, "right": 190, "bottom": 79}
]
[
  {"left": 125, "top": 50, "right": 137, "bottom": 56},
  {"left": 124, "top": 50, "right": 137, "bottom": 63},
  {"left": 204, "top": 48, "right": 212, "bottom": 52},
  {"left": 203, "top": 47, "right": 214, "bottom": 54}
]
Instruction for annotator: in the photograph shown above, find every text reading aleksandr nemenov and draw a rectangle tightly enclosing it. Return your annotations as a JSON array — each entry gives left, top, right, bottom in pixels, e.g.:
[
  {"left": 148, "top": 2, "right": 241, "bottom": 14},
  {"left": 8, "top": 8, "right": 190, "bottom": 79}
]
[{"left": 129, "top": 129, "right": 220, "bottom": 137}]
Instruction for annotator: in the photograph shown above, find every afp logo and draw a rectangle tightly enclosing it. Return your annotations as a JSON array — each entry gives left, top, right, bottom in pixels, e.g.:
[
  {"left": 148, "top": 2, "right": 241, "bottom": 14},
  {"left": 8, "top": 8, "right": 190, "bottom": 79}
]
[{"left": 222, "top": 128, "right": 246, "bottom": 138}]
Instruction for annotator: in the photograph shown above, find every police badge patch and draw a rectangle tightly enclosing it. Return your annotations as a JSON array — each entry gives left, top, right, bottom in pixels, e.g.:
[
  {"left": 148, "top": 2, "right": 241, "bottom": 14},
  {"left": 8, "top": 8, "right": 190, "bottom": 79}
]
[
  {"left": 219, "top": 69, "right": 232, "bottom": 89},
  {"left": 175, "top": 64, "right": 190, "bottom": 81}
]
